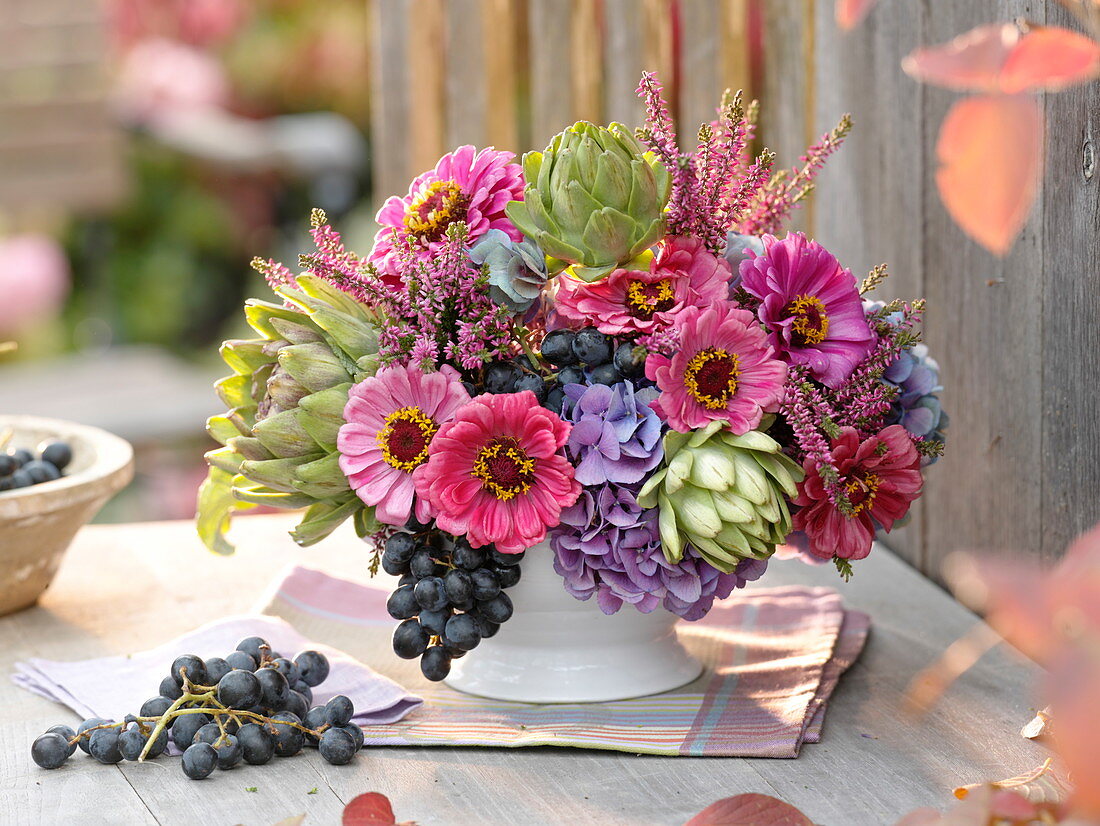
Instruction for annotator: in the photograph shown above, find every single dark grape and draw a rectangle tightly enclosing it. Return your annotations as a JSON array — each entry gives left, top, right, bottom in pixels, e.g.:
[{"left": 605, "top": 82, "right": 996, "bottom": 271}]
[
  {"left": 573, "top": 328, "right": 611, "bottom": 366},
  {"left": 303, "top": 707, "right": 327, "bottom": 745},
  {"left": 294, "top": 650, "right": 330, "bottom": 687},
  {"left": 557, "top": 365, "right": 586, "bottom": 386},
  {"left": 0, "top": 477, "right": 13, "bottom": 491},
  {"left": 255, "top": 667, "right": 290, "bottom": 711},
  {"left": 268, "top": 711, "right": 305, "bottom": 757},
  {"left": 225, "top": 650, "right": 258, "bottom": 672},
  {"left": 194, "top": 723, "right": 221, "bottom": 746},
  {"left": 171, "top": 712, "right": 211, "bottom": 749},
  {"left": 443, "top": 569, "right": 473, "bottom": 605},
  {"left": 45, "top": 725, "right": 77, "bottom": 757},
  {"left": 139, "top": 696, "right": 172, "bottom": 719},
  {"left": 89, "top": 728, "right": 123, "bottom": 764},
  {"left": 270, "top": 657, "right": 300, "bottom": 686},
  {"left": 392, "top": 619, "right": 429, "bottom": 659},
  {"left": 293, "top": 681, "right": 313, "bottom": 705},
  {"left": 470, "top": 568, "right": 501, "bottom": 601},
  {"left": 419, "top": 607, "right": 452, "bottom": 637},
  {"left": 39, "top": 441, "right": 73, "bottom": 472},
  {"left": 494, "top": 564, "right": 522, "bottom": 588},
  {"left": 414, "top": 576, "right": 448, "bottom": 612},
  {"left": 324, "top": 695, "right": 354, "bottom": 727},
  {"left": 409, "top": 550, "right": 442, "bottom": 579},
  {"left": 0, "top": 453, "right": 16, "bottom": 476},
  {"left": 22, "top": 459, "right": 59, "bottom": 484},
  {"left": 205, "top": 656, "right": 231, "bottom": 685},
  {"left": 452, "top": 541, "right": 486, "bottom": 571},
  {"left": 488, "top": 547, "right": 524, "bottom": 567},
  {"left": 384, "top": 532, "right": 417, "bottom": 562},
  {"left": 381, "top": 548, "right": 411, "bottom": 576},
  {"left": 484, "top": 361, "right": 521, "bottom": 394},
  {"left": 9, "top": 448, "right": 33, "bottom": 468},
  {"left": 540, "top": 329, "right": 579, "bottom": 366},
  {"left": 119, "top": 727, "right": 166, "bottom": 761},
  {"left": 398, "top": 572, "right": 417, "bottom": 588},
  {"left": 475, "top": 614, "right": 501, "bottom": 639},
  {"left": 443, "top": 642, "right": 468, "bottom": 660},
  {"left": 235, "top": 636, "right": 269, "bottom": 664},
  {"left": 8, "top": 468, "right": 32, "bottom": 488},
  {"left": 341, "top": 724, "right": 365, "bottom": 752},
  {"left": 76, "top": 718, "right": 109, "bottom": 754},
  {"left": 614, "top": 342, "right": 647, "bottom": 378},
  {"left": 156, "top": 674, "right": 183, "bottom": 701},
  {"left": 214, "top": 734, "right": 241, "bottom": 769},
  {"left": 170, "top": 654, "right": 208, "bottom": 687},
  {"left": 217, "top": 669, "right": 262, "bottom": 710},
  {"left": 514, "top": 373, "right": 549, "bottom": 403},
  {"left": 318, "top": 727, "right": 357, "bottom": 765},
  {"left": 420, "top": 645, "right": 452, "bottom": 681},
  {"left": 236, "top": 723, "right": 275, "bottom": 765},
  {"left": 461, "top": 380, "right": 478, "bottom": 397},
  {"left": 589, "top": 363, "right": 623, "bottom": 386},
  {"left": 181, "top": 742, "right": 217, "bottom": 779},
  {"left": 404, "top": 512, "right": 434, "bottom": 531},
  {"left": 479, "top": 591, "right": 514, "bottom": 624},
  {"left": 387, "top": 584, "right": 419, "bottom": 620},
  {"left": 444, "top": 613, "right": 482, "bottom": 651},
  {"left": 31, "top": 732, "right": 71, "bottom": 769},
  {"left": 544, "top": 386, "right": 566, "bottom": 414},
  {"left": 286, "top": 690, "right": 309, "bottom": 719}
]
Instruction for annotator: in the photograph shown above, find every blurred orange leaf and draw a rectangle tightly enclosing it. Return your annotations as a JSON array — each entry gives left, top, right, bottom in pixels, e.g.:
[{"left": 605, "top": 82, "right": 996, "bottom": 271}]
[
  {"left": 685, "top": 794, "right": 814, "bottom": 826},
  {"left": 934, "top": 94, "right": 1042, "bottom": 255},
  {"left": 903, "top": 22, "right": 1100, "bottom": 93},
  {"left": 835, "top": 0, "right": 878, "bottom": 30}
]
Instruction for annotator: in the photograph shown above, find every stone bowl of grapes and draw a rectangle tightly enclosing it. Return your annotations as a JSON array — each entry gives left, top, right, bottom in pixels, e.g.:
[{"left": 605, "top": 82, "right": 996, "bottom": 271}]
[{"left": 0, "top": 415, "right": 133, "bottom": 616}]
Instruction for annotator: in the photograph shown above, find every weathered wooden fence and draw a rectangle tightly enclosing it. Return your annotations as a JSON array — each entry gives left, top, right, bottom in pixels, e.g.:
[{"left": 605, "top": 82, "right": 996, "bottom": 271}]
[{"left": 368, "top": 0, "right": 1100, "bottom": 575}]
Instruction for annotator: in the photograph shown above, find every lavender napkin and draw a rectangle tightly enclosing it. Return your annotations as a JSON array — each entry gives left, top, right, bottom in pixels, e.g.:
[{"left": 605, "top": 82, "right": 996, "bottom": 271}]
[{"left": 12, "top": 614, "right": 421, "bottom": 727}]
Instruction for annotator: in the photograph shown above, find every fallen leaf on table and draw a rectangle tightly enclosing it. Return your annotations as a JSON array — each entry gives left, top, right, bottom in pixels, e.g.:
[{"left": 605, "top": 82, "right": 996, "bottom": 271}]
[
  {"left": 343, "top": 792, "right": 417, "bottom": 826},
  {"left": 685, "top": 793, "right": 814, "bottom": 826},
  {"left": 1020, "top": 707, "right": 1052, "bottom": 741},
  {"left": 954, "top": 759, "right": 1072, "bottom": 804}
]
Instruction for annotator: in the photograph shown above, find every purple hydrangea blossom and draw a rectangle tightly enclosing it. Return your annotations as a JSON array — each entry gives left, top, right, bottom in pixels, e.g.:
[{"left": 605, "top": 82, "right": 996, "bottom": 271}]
[
  {"left": 562, "top": 381, "right": 664, "bottom": 486},
  {"left": 550, "top": 483, "right": 768, "bottom": 621}
]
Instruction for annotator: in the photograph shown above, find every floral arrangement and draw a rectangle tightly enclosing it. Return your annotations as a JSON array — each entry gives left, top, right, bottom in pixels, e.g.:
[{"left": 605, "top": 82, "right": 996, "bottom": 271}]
[{"left": 198, "top": 73, "right": 946, "bottom": 679}]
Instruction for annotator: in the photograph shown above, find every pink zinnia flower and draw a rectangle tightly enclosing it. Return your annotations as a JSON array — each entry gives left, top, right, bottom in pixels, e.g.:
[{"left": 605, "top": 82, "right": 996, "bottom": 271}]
[
  {"left": 792, "top": 424, "right": 922, "bottom": 561},
  {"left": 338, "top": 364, "right": 471, "bottom": 526},
  {"left": 554, "top": 236, "right": 730, "bottom": 336},
  {"left": 369, "top": 145, "right": 525, "bottom": 279},
  {"left": 412, "top": 391, "right": 581, "bottom": 554},
  {"left": 739, "top": 232, "right": 875, "bottom": 388},
  {"left": 645, "top": 302, "right": 787, "bottom": 434}
]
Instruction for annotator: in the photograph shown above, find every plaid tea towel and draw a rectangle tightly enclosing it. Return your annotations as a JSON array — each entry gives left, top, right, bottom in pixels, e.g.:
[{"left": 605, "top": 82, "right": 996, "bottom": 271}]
[{"left": 266, "top": 565, "right": 869, "bottom": 757}]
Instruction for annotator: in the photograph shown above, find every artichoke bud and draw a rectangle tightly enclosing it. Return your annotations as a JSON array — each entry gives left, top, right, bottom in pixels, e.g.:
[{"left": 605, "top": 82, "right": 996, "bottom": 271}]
[
  {"left": 221, "top": 339, "right": 271, "bottom": 375},
  {"left": 227, "top": 435, "right": 275, "bottom": 462},
  {"left": 278, "top": 343, "right": 351, "bottom": 392},
  {"left": 245, "top": 300, "right": 305, "bottom": 340},
  {"left": 269, "top": 317, "right": 323, "bottom": 345},
  {"left": 207, "top": 415, "right": 243, "bottom": 446},
  {"left": 266, "top": 366, "right": 309, "bottom": 410},
  {"left": 215, "top": 374, "right": 251, "bottom": 410},
  {"left": 205, "top": 447, "right": 245, "bottom": 474},
  {"left": 251, "top": 409, "right": 318, "bottom": 458},
  {"left": 290, "top": 498, "right": 361, "bottom": 547},
  {"left": 239, "top": 454, "right": 324, "bottom": 493},
  {"left": 291, "top": 453, "right": 351, "bottom": 498},
  {"left": 306, "top": 305, "right": 378, "bottom": 358},
  {"left": 232, "top": 483, "right": 316, "bottom": 510}
]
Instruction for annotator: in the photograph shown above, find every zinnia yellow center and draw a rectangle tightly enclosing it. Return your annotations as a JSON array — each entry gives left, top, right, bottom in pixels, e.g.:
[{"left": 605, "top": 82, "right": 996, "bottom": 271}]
[
  {"left": 404, "top": 180, "right": 469, "bottom": 244},
  {"left": 845, "top": 473, "right": 880, "bottom": 515},
  {"left": 377, "top": 407, "right": 437, "bottom": 472},
  {"left": 684, "top": 347, "right": 741, "bottom": 410},
  {"left": 625, "top": 279, "right": 675, "bottom": 319},
  {"left": 473, "top": 439, "right": 535, "bottom": 501},
  {"left": 786, "top": 294, "right": 830, "bottom": 346}
]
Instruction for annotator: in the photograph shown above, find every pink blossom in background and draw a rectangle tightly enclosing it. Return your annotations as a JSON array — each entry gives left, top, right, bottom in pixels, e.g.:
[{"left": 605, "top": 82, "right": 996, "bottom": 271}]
[
  {"left": 0, "top": 235, "right": 71, "bottom": 337},
  {"left": 107, "top": 0, "right": 249, "bottom": 52},
  {"left": 112, "top": 38, "right": 230, "bottom": 126}
]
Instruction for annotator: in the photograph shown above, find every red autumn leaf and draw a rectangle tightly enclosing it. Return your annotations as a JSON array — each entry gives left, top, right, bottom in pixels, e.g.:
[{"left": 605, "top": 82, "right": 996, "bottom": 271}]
[
  {"left": 342, "top": 792, "right": 399, "bottom": 826},
  {"left": 685, "top": 793, "right": 814, "bottom": 826},
  {"left": 902, "top": 22, "right": 1100, "bottom": 93},
  {"left": 934, "top": 94, "right": 1042, "bottom": 256},
  {"left": 835, "top": 0, "right": 878, "bottom": 30}
]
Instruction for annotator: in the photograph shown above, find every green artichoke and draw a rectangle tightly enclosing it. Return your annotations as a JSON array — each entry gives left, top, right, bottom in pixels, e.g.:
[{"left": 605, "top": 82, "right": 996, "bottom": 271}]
[
  {"left": 196, "top": 273, "right": 382, "bottom": 554},
  {"left": 637, "top": 421, "right": 804, "bottom": 572},
  {"left": 505, "top": 121, "right": 671, "bottom": 282}
]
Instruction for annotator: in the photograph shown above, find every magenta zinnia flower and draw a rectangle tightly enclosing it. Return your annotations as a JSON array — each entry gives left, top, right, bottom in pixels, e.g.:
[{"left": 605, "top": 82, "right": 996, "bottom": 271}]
[
  {"left": 338, "top": 364, "right": 471, "bottom": 526},
  {"left": 413, "top": 391, "right": 581, "bottom": 554},
  {"left": 739, "top": 232, "right": 875, "bottom": 388},
  {"left": 369, "top": 145, "right": 525, "bottom": 279},
  {"left": 792, "top": 424, "right": 922, "bottom": 561},
  {"left": 645, "top": 302, "right": 787, "bottom": 434},
  {"left": 554, "top": 235, "right": 730, "bottom": 336}
]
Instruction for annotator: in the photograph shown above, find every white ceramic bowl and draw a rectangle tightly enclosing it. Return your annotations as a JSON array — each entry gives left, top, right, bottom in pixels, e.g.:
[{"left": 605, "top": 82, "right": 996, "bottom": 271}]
[
  {"left": 0, "top": 415, "right": 133, "bottom": 616},
  {"left": 445, "top": 541, "right": 704, "bottom": 703}
]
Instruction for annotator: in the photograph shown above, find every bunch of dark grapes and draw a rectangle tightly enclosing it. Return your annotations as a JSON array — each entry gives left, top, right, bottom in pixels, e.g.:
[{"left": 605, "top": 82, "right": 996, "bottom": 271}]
[
  {"left": 30, "top": 637, "right": 366, "bottom": 779},
  {"left": 0, "top": 440, "right": 72, "bottom": 492},
  {"left": 384, "top": 517, "right": 521, "bottom": 681},
  {"left": 539, "top": 327, "right": 647, "bottom": 413}
]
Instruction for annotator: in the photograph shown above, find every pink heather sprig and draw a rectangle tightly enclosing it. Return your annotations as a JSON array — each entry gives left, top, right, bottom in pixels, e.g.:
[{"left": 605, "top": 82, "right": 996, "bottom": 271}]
[
  {"left": 635, "top": 73, "right": 771, "bottom": 253},
  {"left": 636, "top": 324, "right": 681, "bottom": 358},
  {"left": 780, "top": 369, "right": 847, "bottom": 507},
  {"left": 737, "top": 114, "right": 852, "bottom": 236},
  {"left": 250, "top": 256, "right": 295, "bottom": 303}
]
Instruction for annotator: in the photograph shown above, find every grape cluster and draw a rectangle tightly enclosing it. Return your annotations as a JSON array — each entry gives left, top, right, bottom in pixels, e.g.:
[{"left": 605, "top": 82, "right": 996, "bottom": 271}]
[
  {"left": 539, "top": 327, "right": 647, "bottom": 413},
  {"left": 30, "top": 637, "right": 366, "bottom": 779},
  {"left": 0, "top": 440, "right": 72, "bottom": 493},
  {"left": 384, "top": 519, "right": 521, "bottom": 682}
]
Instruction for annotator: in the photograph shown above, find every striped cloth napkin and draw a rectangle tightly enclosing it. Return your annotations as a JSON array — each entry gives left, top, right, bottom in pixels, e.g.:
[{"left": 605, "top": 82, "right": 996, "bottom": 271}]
[{"left": 266, "top": 566, "right": 869, "bottom": 758}]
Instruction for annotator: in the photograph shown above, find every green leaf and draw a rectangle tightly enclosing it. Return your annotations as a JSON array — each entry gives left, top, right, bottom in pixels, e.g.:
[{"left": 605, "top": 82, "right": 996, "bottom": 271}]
[
  {"left": 196, "top": 467, "right": 253, "bottom": 555},
  {"left": 206, "top": 415, "right": 244, "bottom": 446}
]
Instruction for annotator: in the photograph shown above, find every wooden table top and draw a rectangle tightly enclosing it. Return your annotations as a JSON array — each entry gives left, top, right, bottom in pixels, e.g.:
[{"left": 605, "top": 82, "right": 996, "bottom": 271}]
[{"left": 0, "top": 515, "right": 1048, "bottom": 826}]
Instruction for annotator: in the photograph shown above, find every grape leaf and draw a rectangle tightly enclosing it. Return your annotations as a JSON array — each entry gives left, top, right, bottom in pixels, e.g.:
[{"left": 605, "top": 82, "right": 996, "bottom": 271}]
[
  {"left": 934, "top": 94, "right": 1042, "bottom": 255},
  {"left": 902, "top": 22, "right": 1100, "bottom": 93},
  {"left": 835, "top": 0, "right": 878, "bottom": 30},
  {"left": 685, "top": 793, "right": 814, "bottom": 826}
]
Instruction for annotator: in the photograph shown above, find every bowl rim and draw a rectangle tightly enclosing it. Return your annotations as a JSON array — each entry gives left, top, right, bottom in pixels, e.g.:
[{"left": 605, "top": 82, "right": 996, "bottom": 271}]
[{"left": 0, "top": 415, "right": 135, "bottom": 518}]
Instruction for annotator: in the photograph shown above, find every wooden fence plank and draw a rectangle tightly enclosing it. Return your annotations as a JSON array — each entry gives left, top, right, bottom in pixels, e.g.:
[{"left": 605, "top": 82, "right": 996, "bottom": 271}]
[
  {"left": 407, "top": 0, "right": 446, "bottom": 174},
  {"left": 677, "top": 0, "right": 722, "bottom": 149},
  {"left": 481, "top": 0, "right": 520, "bottom": 150},
  {"left": 603, "top": 0, "right": 647, "bottom": 128},
  {"left": 528, "top": 0, "right": 574, "bottom": 148},
  {"left": 570, "top": 0, "right": 603, "bottom": 123},
  {"left": 445, "top": 0, "right": 489, "bottom": 149},
  {"left": 369, "top": 0, "right": 412, "bottom": 201}
]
